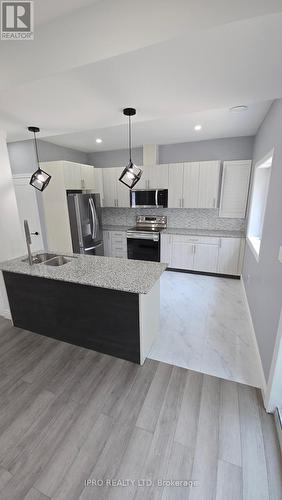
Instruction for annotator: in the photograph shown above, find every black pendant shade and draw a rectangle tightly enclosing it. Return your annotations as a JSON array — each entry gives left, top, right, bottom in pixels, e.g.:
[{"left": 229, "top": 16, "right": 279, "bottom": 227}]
[
  {"left": 119, "top": 108, "right": 142, "bottom": 189},
  {"left": 28, "top": 126, "right": 51, "bottom": 192}
]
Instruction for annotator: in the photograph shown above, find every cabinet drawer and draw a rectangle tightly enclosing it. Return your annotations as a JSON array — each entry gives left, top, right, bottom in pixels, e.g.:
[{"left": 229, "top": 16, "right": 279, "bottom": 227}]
[{"left": 172, "top": 235, "right": 219, "bottom": 246}]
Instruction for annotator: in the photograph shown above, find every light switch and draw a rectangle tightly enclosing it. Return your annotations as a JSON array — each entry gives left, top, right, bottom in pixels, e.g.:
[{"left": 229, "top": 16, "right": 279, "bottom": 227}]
[{"left": 279, "top": 246, "right": 282, "bottom": 263}]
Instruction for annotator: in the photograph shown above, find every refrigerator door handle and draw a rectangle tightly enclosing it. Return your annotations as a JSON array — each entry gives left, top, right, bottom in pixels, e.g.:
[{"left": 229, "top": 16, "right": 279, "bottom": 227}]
[
  {"left": 89, "top": 197, "right": 98, "bottom": 240},
  {"left": 74, "top": 195, "right": 84, "bottom": 248},
  {"left": 84, "top": 242, "right": 103, "bottom": 251}
]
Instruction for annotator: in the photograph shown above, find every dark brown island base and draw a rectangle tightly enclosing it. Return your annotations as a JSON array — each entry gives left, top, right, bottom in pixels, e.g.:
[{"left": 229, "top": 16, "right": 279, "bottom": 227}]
[{"left": 0, "top": 253, "right": 166, "bottom": 364}]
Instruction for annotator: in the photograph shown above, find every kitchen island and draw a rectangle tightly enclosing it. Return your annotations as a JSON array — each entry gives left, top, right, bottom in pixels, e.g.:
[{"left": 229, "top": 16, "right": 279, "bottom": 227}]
[{"left": 0, "top": 253, "right": 166, "bottom": 364}]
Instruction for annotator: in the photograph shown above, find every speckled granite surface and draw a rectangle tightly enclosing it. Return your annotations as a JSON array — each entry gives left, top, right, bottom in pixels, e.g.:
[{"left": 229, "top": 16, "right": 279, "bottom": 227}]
[
  {"left": 102, "top": 225, "right": 130, "bottom": 232},
  {"left": 163, "top": 228, "right": 245, "bottom": 238},
  {"left": 102, "top": 225, "right": 245, "bottom": 238},
  {"left": 0, "top": 253, "right": 166, "bottom": 295}
]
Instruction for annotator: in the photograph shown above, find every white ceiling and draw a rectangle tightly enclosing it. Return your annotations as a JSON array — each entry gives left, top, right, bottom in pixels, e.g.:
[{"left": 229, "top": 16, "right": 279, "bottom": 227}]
[
  {"left": 1, "top": 0, "right": 282, "bottom": 152},
  {"left": 35, "top": 0, "right": 101, "bottom": 26}
]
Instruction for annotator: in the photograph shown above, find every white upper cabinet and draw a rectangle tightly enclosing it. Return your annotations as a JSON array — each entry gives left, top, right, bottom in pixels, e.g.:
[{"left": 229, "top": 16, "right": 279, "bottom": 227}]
[
  {"left": 219, "top": 160, "right": 252, "bottom": 218},
  {"left": 132, "top": 165, "right": 168, "bottom": 190},
  {"left": 183, "top": 162, "right": 199, "bottom": 208},
  {"left": 116, "top": 167, "right": 130, "bottom": 207},
  {"left": 197, "top": 161, "right": 221, "bottom": 208},
  {"left": 147, "top": 164, "right": 169, "bottom": 189},
  {"left": 168, "top": 163, "right": 183, "bottom": 208},
  {"left": 80, "top": 165, "right": 95, "bottom": 190},
  {"left": 93, "top": 168, "right": 104, "bottom": 206},
  {"left": 102, "top": 167, "right": 118, "bottom": 207},
  {"left": 102, "top": 167, "right": 130, "bottom": 207},
  {"left": 63, "top": 162, "right": 82, "bottom": 190},
  {"left": 168, "top": 160, "right": 220, "bottom": 209}
]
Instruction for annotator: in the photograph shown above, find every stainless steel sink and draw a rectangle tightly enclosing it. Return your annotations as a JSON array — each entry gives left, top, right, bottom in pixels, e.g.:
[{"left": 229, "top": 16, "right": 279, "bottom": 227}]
[
  {"left": 44, "top": 255, "right": 71, "bottom": 267},
  {"left": 22, "top": 252, "right": 57, "bottom": 264}
]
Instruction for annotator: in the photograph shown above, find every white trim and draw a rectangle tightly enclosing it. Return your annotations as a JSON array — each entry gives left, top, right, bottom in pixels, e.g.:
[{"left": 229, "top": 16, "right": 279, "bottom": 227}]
[
  {"left": 12, "top": 173, "right": 32, "bottom": 178},
  {"left": 246, "top": 235, "right": 260, "bottom": 262},
  {"left": 241, "top": 277, "right": 267, "bottom": 404},
  {"left": 0, "top": 308, "right": 11, "bottom": 320},
  {"left": 264, "top": 306, "right": 282, "bottom": 413}
]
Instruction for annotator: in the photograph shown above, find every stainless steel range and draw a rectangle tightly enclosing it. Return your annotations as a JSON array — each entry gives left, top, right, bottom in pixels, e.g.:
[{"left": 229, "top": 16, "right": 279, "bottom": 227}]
[{"left": 127, "top": 216, "right": 167, "bottom": 262}]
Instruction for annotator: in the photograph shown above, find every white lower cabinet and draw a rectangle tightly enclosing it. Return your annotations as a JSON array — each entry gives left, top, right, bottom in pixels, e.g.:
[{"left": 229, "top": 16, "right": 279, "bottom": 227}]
[
  {"left": 161, "top": 233, "right": 244, "bottom": 276},
  {"left": 160, "top": 234, "right": 172, "bottom": 266},
  {"left": 103, "top": 230, "right": 127, "bottom": 258},
  {"left": 171, "top": 237, "right": 194, "bottom": 270},
  {"left": 217, "top": 238, "right": 244, "bottom": 276},
  {"left": 193, "top": 243, "right": 219, "bottom": 273}
]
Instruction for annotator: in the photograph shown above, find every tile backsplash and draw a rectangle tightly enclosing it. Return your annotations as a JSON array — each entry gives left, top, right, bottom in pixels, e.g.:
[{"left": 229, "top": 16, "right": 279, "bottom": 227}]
[{"left": 102, "top": 208, "right": 246, "bottom": 232}]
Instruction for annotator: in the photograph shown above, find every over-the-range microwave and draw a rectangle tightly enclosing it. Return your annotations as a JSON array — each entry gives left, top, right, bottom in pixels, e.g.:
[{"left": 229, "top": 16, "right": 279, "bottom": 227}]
[{"left": 130, "top": 189, "right": 168, "bottom": 208}]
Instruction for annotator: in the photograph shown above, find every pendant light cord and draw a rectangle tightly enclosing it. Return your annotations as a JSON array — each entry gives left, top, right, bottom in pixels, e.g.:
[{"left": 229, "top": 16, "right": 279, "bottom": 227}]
[
  {"left": 128, "top": 115, "right": 132, "bottom": 163},
  {"left": 33, "top": 131, "right": 40, "bottom": 167}
]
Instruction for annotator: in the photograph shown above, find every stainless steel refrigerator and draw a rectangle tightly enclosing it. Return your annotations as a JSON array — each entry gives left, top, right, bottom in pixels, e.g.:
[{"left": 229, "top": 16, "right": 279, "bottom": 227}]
[{"left": 67, "top": 193, "right": 104, "bottom": 256}]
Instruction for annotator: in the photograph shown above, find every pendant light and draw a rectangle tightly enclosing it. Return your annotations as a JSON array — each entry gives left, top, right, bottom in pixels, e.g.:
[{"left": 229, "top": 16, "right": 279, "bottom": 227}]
[
  {"left": 28, "top": 126, "right": 51, "bottom": 191},
  {"left": 119, "top": 108, "right": 142, "bottom": 189}
]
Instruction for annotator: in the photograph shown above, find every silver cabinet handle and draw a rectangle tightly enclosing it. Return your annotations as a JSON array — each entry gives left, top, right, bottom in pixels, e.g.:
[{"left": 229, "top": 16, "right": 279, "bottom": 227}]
[
  {"left": 182, "top": 198, "right": 184, "bottom": 208},
  {"left": 213, "top": 197, "right": 216, "bottom": 208},
  {"left": 179, "top": 198, "right": 182, "bottom": 208},
  {"left": 116, "top": 199, "right": 119, "bottom": 207}
]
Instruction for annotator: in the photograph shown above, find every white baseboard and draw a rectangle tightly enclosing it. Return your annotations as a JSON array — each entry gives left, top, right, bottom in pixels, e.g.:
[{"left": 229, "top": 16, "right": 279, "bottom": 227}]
[
  {"left": 0, "top": 308, "right": 11, "bottom": 320},
  {"left": 241, "top": 277, "right": 267, "bottom": 405}
]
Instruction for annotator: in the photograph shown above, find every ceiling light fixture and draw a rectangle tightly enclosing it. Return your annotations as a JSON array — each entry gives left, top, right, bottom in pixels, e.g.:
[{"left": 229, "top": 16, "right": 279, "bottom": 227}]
[
  {"left": 194, "top": 124, "right": 202, "bottom": 131},
  {"left": 230, "top": 105, "right": 248, "bottom": 112},
  {"left": 119, "top": 108, "right": 142, "bottom": 189},
  {"left": 96, "top": 138, "right": 102, "bottom": 143},
  {"left": 28, "top": 126, "right": 51, "bottom": 192}
]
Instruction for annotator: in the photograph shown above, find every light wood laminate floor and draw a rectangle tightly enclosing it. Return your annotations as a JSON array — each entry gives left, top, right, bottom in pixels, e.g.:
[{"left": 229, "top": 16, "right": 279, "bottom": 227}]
[{"left": 0, "top": 316, "right": 281, "bottom": 500}]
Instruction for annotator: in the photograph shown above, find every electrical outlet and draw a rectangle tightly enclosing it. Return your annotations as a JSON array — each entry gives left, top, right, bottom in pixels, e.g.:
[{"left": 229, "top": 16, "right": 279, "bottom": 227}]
[{"left": 279, "top": 246, "right": 282, "bottom": 263}]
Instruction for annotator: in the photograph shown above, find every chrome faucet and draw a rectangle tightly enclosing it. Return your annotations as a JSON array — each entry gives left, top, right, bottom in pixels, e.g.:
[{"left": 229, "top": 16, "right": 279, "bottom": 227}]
[{"left": 24, "top": 220, "right": 34, "bottom": 265}]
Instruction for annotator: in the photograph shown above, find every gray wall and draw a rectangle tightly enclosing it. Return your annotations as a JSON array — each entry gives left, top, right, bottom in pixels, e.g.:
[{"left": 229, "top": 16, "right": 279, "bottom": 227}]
[
  {"left": 88, "top": 136, "right": 254, "bottom": 167},
  {"left": 243, "top": 99, "right": 282, "bottom": 382},
  {"left": 87, "top": 147, "right": 143, "bottom": 168},
  {"left": 8, "top": 139, "right": 89, "bottom": 175},
  {"left": 159, "top": 136, "right": 254, "bottom": 163}
]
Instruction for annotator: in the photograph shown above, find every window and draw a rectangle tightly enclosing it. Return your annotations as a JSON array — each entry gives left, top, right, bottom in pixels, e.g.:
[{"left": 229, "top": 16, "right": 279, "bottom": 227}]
[{"left": 247, "top": 151, "right": 273, "bottom": 261}]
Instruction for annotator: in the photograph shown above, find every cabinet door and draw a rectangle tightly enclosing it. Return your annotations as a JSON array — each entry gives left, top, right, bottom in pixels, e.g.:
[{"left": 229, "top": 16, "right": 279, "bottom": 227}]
[
  {"left": 111, "top": 231, "right": 127, "bottom": 258},
  {"left": 168, "top": 163, "right": 183, "bottom": 208},
  {"left": 81, "top": 165, "right": 95, "bottom": 190},
  {"left": 160, "top": 234, "right": 172, "bottom": 266},
  {"left": 198, "top": 161, "right": 221, "bottom": 208},
  {"left": 171, "top": 237, "right": 194, "bottom": 270},
  {"left": 133, "top": 166, "right": 149, "bottom": 190},
  {"left": 219, "top": 160, "right": 251, "bottom": 218},
  {"left": 194, "top": 243, "right": 219, "bottom": 273},
  {"left": 183, "top": 162, "right": 199, "bottom": 208},
  {"left": 103, "top": 230, "right": 112, "bottom": 256},
  {"left": 218, "top": 238, "right": 242, "bottom": 275},
  {"left": 116, "top": 167, "right": 130, "bottom": 207},
  {"left": 63, "top": 163, "right": 82, "bottom": 190},
  {"left": 93, "top": 168, "right": 104, "bottom": 206},
  {"left": 148, "top": 164, "right": 169, "bottom": 189},
  {"left": 102, "top": 168, "right": 117, "bottom": 207}
]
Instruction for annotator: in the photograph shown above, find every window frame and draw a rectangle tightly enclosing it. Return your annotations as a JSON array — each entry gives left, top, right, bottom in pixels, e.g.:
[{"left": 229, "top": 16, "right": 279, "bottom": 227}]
[{"left": 246, "top": 149, "right": 273, "bottom": 262}]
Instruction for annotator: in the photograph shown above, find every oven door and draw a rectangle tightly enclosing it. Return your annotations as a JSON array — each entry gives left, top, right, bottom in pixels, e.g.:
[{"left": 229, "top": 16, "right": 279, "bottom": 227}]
[{"left": 127, "top": 232, "right": 160, "bottom": 261}]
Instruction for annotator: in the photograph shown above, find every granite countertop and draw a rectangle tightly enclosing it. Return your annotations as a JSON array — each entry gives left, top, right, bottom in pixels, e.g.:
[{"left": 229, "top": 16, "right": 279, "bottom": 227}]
[
  {"left": 103, "top": 225, "right": 130, "bottom": 232},
  {"left": 0, "top": 252, "right": 167, "bottom": 295},
  {"left": 162, "top": 228, "right": 245, "bottom": 238},
  {"left": 102, "top": 225, "right": 245, "bottom": 238}
]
